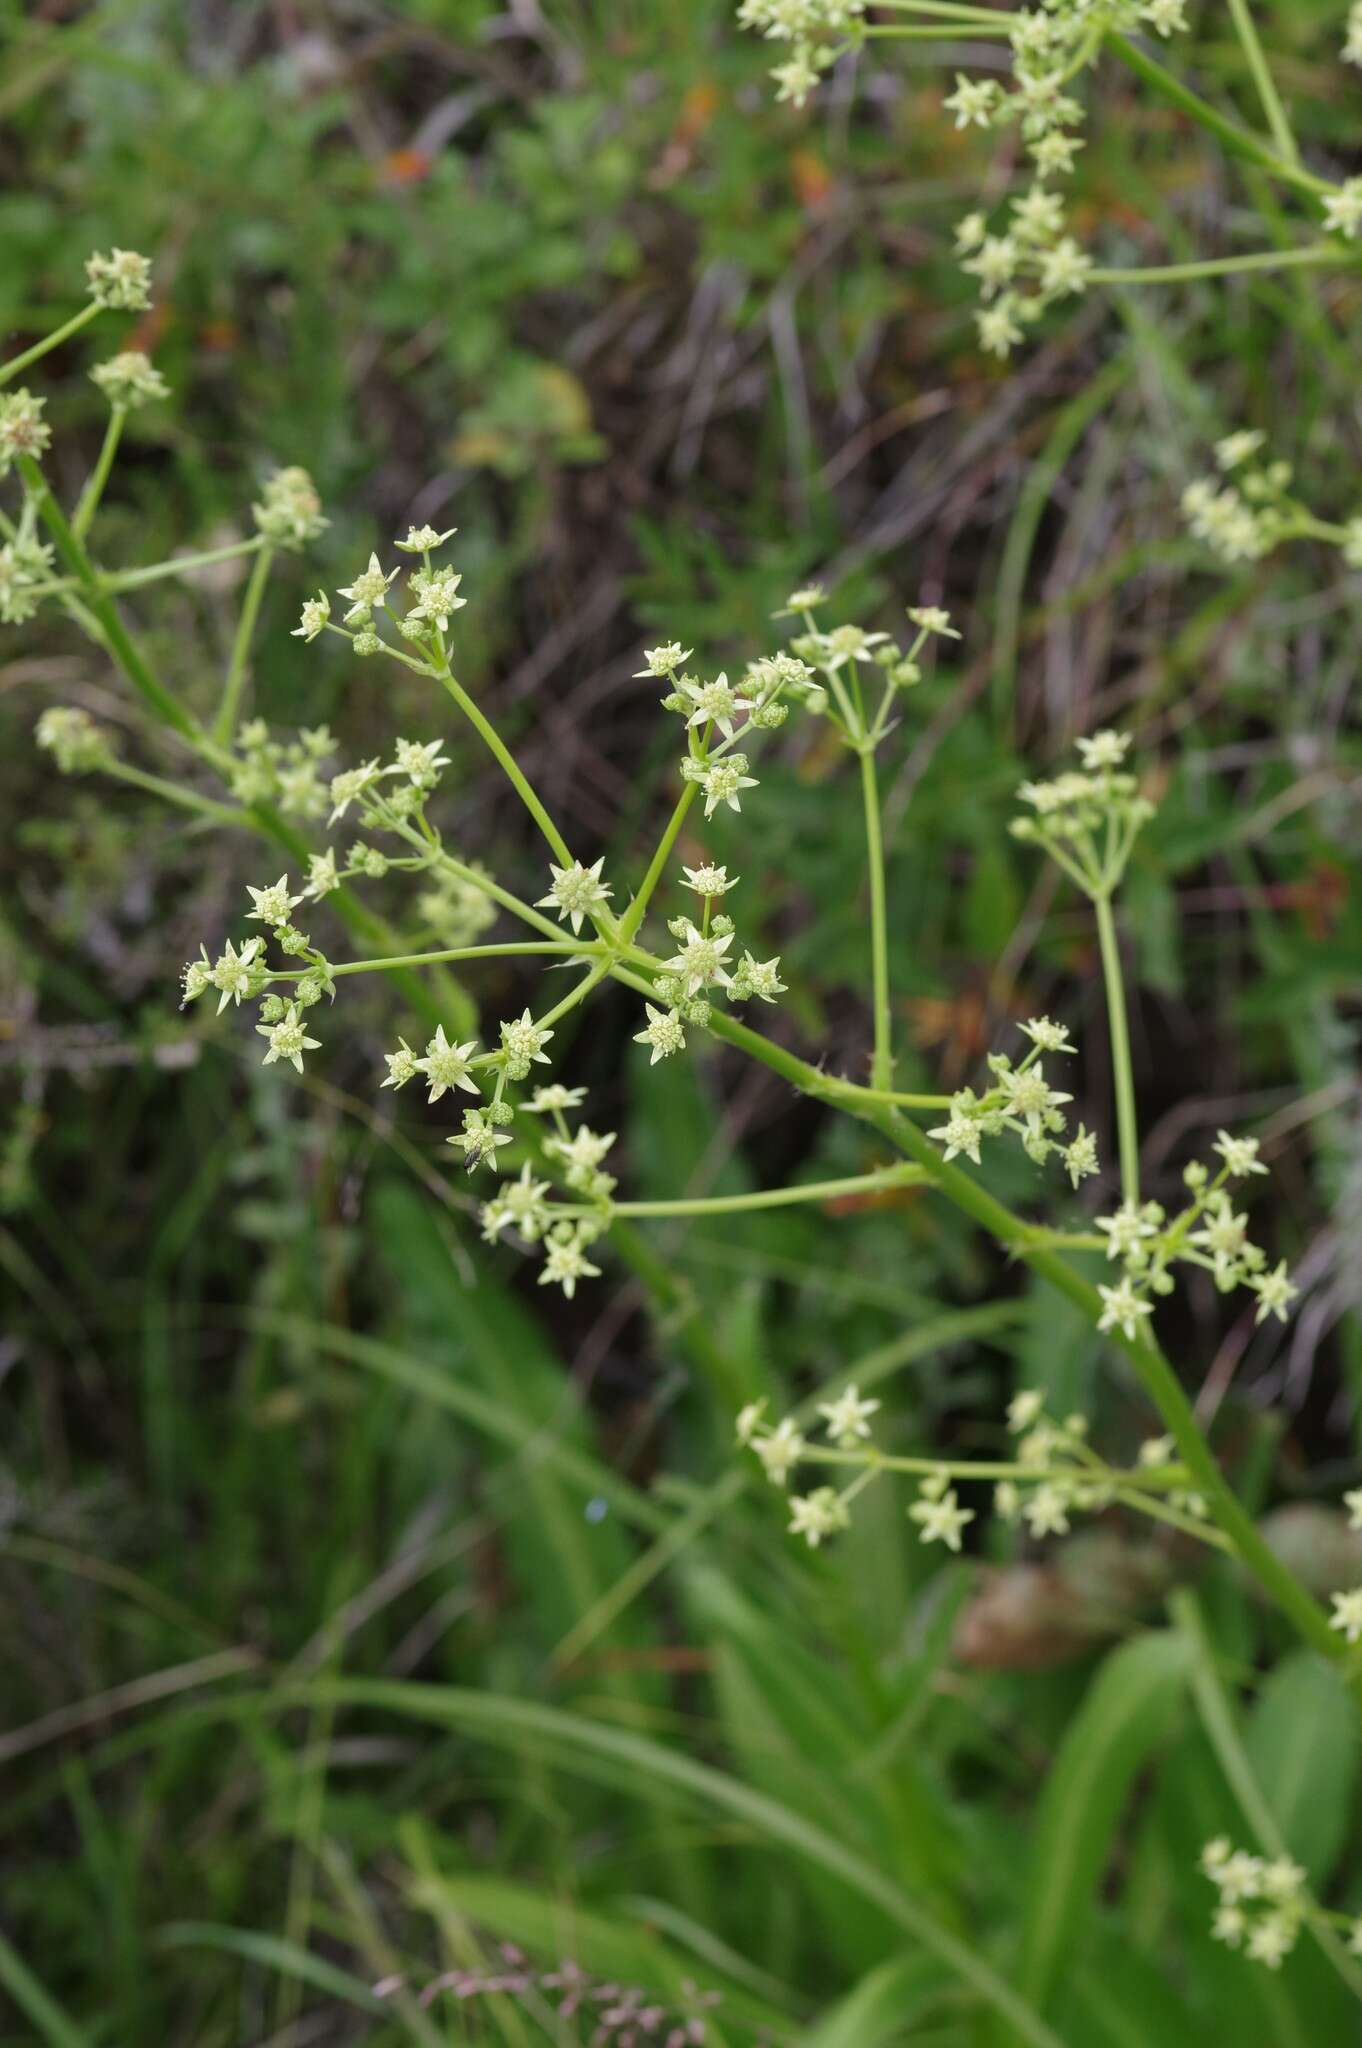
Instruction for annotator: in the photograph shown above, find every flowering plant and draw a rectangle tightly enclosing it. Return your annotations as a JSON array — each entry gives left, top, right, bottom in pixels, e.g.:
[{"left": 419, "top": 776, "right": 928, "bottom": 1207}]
[{"left": 9, "top": 128, "right": 1361, "bottom": 2012}]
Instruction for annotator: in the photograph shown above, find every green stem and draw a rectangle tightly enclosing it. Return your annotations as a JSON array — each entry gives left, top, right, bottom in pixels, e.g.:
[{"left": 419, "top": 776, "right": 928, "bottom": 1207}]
[
  {"left": 213, "top": 544, "right": 273, "bottom": 745},
  {"left": 431, "top": 647, "right": 573, "bottom": 867},
  {"left": 1103, "top": 32, "right": 1328, "bottom": 198},
  {"left": 870, "top": 0, "right": 1011, "bottom": 17},
  {"left": 805, "top": 1446, "right": 1193, "bottom": 1488},
  {"left": 0, "top": 300, "right": 101, "bottom": 386},
  {"left": 390, "top": 825, "right": 570, "bottom": 943},
  {"left": 1093, "top": 891, "right": 1140, "bottom": 1208},
  {"left": 109, "top": 537, "right": 268, "bottom": 593},
  {"left": 858, "top": 1086, "right": 952, "bottom": 1110},
  {"left": 20, "top": 455, "right": 203, "bottom": 743},
  {"left": 618, "top": 783, "right": 698, "bottom": 945},
  {"left": 859, "top": 746, "right": 894, "bottom": 1090},
  {"left": 862, "top": 20, "right": 1007, "bottom": 34},
  {"left": 325, "top": 942, "right": 589, "bottom": 977},
  {"left": 71, "top": 407, "right": 125, "bottom": 541},
  {"left": 1088, "top": 242, "right": 1341, "bottom": 284},
  {"left": 532, "top": 955, "right": 613, "bottom": 1032},
  {"left": 104, "top": 759, "right": 247, "bottom": 829},
  {"left": 582, "top": 1164, "right": 928, "bottom": 1218},
  {"left": 1224, "top": 0, "right": 1299, "bottom": 165}
]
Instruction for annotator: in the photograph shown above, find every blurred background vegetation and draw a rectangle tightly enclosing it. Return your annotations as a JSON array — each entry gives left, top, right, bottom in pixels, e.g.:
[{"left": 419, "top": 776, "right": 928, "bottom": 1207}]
[{"left": 3, "top": 0, "right": 1362, "bottom": 2042}]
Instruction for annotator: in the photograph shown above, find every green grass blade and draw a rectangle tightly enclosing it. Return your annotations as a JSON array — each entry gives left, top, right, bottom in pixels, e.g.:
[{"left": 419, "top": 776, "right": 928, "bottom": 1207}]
[
  {"left": 158, "top": 1922, "right": 386, "bottom": 2013},
  {"left": 0, "top": 1929, "right": 90, "bottom": 2048}
]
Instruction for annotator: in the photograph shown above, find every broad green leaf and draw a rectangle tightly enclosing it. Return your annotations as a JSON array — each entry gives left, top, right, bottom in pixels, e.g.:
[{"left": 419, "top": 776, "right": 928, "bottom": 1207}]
[
  {"left": 1245, "top": 1650, "right": 1359, "bottom": 1885},
  {"left": 1017, "top": 1630, "right": 1192, "bottom": 2010}
]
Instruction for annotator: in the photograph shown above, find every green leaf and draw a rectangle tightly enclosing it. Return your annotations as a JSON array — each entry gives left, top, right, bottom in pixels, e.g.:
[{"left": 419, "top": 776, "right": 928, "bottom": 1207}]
[
  {"left": 158, "top": 1924, "right": 385, "bottom": 2015},
  {"left": 1246, "top": 1650, "right": 1359, "bottom": 1885},
  {"left": 805, "top": 1953, "right": 952, "bottom": 2047},
  {"left": 0, "top": 1930, "right": 90, "bottom": 2048},
  {"left": 1017, "top": 1630, "right": 1192, "bottom": 2011}
]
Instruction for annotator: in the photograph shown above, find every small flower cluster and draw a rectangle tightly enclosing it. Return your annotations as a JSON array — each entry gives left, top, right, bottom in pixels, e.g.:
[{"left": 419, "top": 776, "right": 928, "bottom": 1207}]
[
  {"left": 0, "top": 389, "right": 52, "bottom": 476},
  {"left": 35, "top": 705, "right": 117, "bottom": 774},
  {"left": 1182, "top": 431, "right": 1362, "bottom": 570},
  {"left": 776, "top": 586, "right": 952, "bottom": 747},
  {"left": 997, "top": 1390, "right": 1206, "bottom": 1532},
  {"left": 181, "top": 876, "right": 332, "bottom": 1078},
  {"left": 1010, "top": 728, "right": 1154, "bottom": 898},
  {"left": 1200, "top": 1840, "right": 1309, "bottom": 1970},
  {"left": 1326, "top": 1490, "right": 1362, "bottom": 1647},
  {"left": 1346, "top": 0, "right": 1362, "bottom": 65},
  {"left": 736, "top": 1380, "right": 1198, "bottom": 1553},
  {"left": 736, "top": 1385, "right": 879, "bottom": 1546},
  {"left": 928, "top": 1016, "right": 1099, "bottom": 1183},
  {"left": 227, "top": 719, "right": 337, "bottom": 815},
  {"left": 635, "top": 640, "right": 803, "bottom": 1056},
  {"left": 0, "top": 528, "right": 57, "bottom": 625},
  {"left": 734, "top": 0, "right": 866, "bottom": 106},
  {"left": 90, "top": 350, "right": 169, "bottom": 411},
  {"left": 253, "top": 465, "right": 328, "bottom": 551},
  {"left": 1091, "top": 1132, "right": 1297, "bottom": 1341},
  {"left": 291, "top": 527, "right": 470, "bottom": 661},
  {"left": 84, "top": 247, "right": 153, "bottom": 312},
  {"left": 1322, "top": 177, "right": 1362, "bottom": 240},
  {"left": 476, "top": 1095, "right": 616, "bottom": 1298}
]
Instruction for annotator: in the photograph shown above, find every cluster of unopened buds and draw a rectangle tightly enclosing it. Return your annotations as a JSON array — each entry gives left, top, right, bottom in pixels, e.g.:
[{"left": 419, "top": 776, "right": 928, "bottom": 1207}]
[
  {"left": 1182, "top": 430, "right": 1362, "bottom": 569},
  {"left": 737, "top": 1380, "right": 1210, "bottom": 1552},
  {"left": 1090, "top": 1133, "right": 1297, "bottom": 1340},
  {"left": 1196, "top": 1838, "right": 1362, "bottom": 1972}
]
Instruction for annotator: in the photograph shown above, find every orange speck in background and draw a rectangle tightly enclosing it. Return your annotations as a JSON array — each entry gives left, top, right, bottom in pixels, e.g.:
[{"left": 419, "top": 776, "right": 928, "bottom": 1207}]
[{"left": 383, "top": 147, "right": 433, "bottom": 187}]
